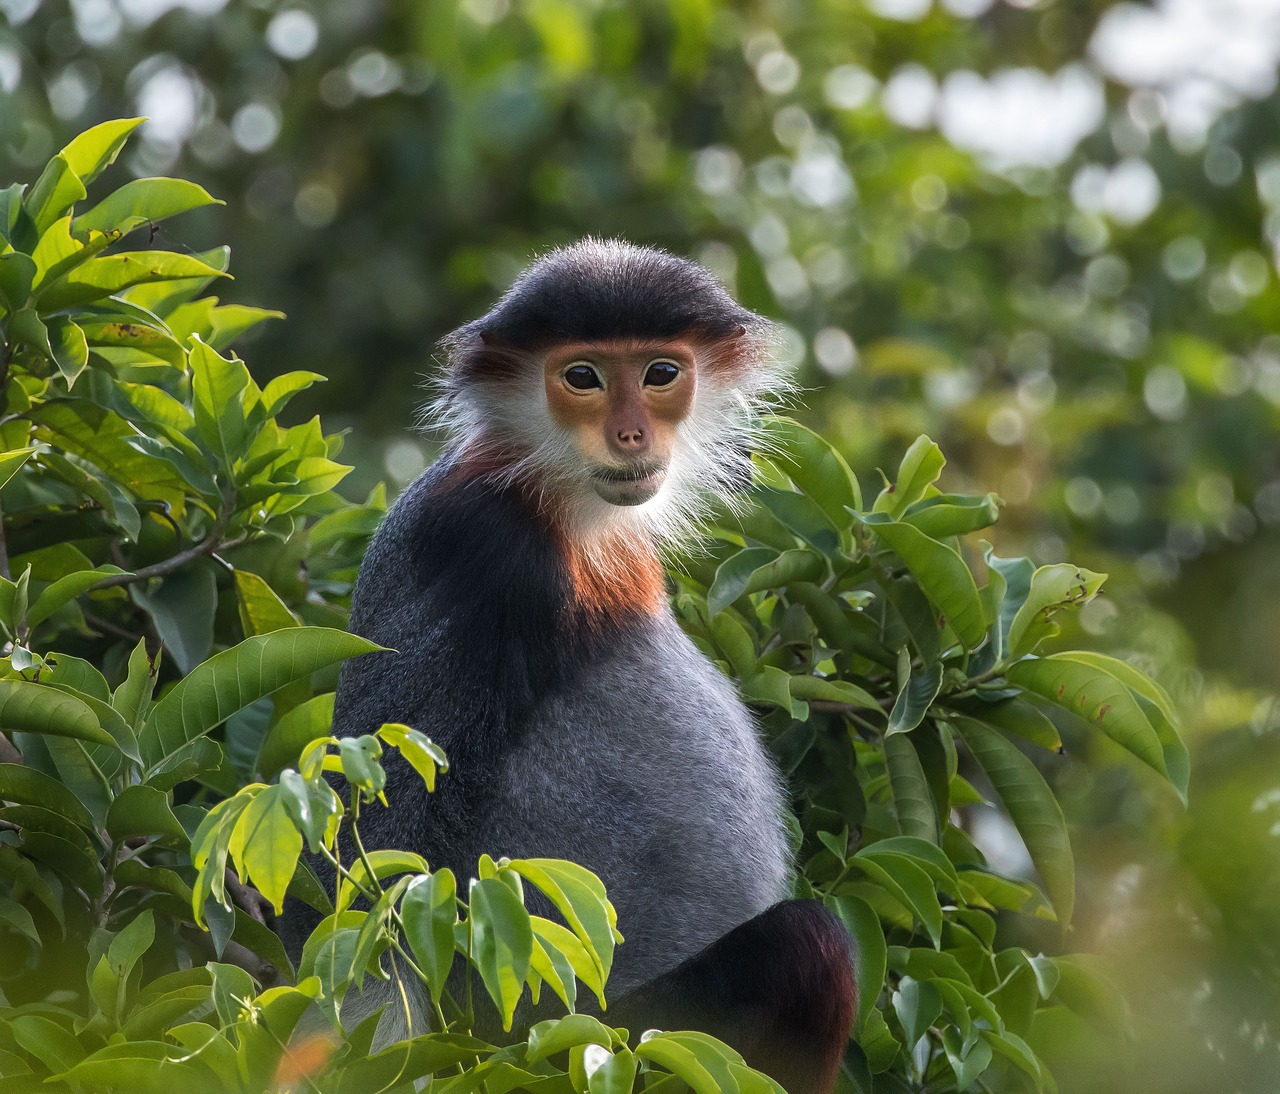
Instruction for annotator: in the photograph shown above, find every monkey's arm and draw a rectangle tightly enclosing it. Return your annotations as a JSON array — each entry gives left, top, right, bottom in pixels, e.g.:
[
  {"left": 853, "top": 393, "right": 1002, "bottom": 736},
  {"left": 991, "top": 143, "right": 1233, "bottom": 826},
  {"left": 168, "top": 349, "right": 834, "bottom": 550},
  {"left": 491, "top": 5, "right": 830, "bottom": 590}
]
[{"left": 609, "top": 900, "right": 856, "bottom": 1094}]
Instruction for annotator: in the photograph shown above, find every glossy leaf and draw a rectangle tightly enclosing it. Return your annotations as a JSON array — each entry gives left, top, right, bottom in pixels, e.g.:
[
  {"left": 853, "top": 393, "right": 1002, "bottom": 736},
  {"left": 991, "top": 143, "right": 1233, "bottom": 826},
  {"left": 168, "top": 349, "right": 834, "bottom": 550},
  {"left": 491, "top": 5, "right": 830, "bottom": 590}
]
[
  {"left": 953, "top": 715, "right": 1075, "bottom": 927},
  {"left": 903, "top": 492, "right": 1001, "bottom": 539},
  {"left": 707, "top": 546, "right": 823, "bottom": 616},
  {"left": 857, "top": 513, "right": 987, "bottom": 649},
  {"left": 762, "top": 416, "right": 862, "bottom": 524},
  {"left": 828, "top": 894, "right": 887, "bottom": 1034},
  {"left": 105, "top": 784, "right": 186, "bottom": 842},
  {"left": 139, "top": 627, "right": 381, "bottom": 767},
  {"left": 1008, "top": 655, "right": 1167, "bottom": 779},
  {"left": 884, "top": 731, "right": 939, "bottom": 842},
  {"left": 72, "top": 177, "right": 221, "bottom": 238},
  {"left": 403, "top": 869, "right": 459, "bottom": 1004},
  {"left": 0, "top": 681, "right": 115, "bottom": 747},
  {"left": 1006, "top": 564, "right": 1107, "bottom": 658},
  {"left": 38, "top": 251, "right": 230, "bottom": 310},
  {"left": 59, "top": 117, "right": 144, "bottom": 183},
  {"left": 874, "top": 434, "right": 945, "bottom": 517},
  {"left": 468, "top": 876, "right": 533, "bottom": 1032}
]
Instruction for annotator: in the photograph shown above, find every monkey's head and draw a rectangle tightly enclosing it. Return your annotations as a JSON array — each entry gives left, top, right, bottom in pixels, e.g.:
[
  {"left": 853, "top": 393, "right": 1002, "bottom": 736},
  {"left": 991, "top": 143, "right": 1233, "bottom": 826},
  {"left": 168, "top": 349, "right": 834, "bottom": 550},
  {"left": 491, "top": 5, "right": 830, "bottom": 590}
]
[{"left": 435, "top": 239, "right": 786, "bottom": 545}]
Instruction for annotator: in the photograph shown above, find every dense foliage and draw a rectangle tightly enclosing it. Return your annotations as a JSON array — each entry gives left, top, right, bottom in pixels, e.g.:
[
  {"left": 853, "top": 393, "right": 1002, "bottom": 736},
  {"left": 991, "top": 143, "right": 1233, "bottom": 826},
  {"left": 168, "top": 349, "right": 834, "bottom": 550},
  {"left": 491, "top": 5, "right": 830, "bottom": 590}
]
[{"left": 0, "top": 123, "right": 1191, "bottom": 1092}]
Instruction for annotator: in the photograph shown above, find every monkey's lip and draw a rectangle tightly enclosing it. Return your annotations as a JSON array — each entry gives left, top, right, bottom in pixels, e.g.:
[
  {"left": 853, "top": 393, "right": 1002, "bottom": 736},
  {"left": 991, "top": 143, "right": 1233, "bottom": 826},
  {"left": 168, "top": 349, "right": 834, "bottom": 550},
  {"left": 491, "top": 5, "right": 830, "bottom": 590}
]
[
  {"left": 589, "top": 464, "right": 667, "bottom": 505},
  {"left": 590, "top": 463, "right": 666, "bottom": 486}
]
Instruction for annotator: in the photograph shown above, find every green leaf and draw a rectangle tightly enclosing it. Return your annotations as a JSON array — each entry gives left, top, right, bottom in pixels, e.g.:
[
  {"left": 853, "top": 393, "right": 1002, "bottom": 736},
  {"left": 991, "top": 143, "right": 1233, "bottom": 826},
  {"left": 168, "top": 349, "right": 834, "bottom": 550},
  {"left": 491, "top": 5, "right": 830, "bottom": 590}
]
[
  {"left": 336, "top": 848, "right": 428, "bottom": 912},
  {"left": 952, "top": 715, "right": 1075, "bottom": 926},
  {"left": 72, "top": 178, "right": 222, "bottom": 238},
  {"left": 507, "top": 858, "right": 618, "bottom": 988},
  {"left": 828, "top": 894, "right": 886, "bottom": 1034},
  {"left": 9, "top": 1014, "right": 85, "bottom": 1073},
  {"left": 707, "top": 547, "right": 823, "bottom": 616},
  {"left": 189, "top": 337, "right": 252, "bottom": 467},
  {"left": 379, "top": 722, "right": 449, "bottom": 792},
  {"left": 468, "top": 876, "right": 534, "bottom": 1032},
  {"left": 38, "top": 251, "right": 230, "bottom": 311},
  {"left": 0, "top": 252, "right": 36, "bottom": 311},
  {"left": 943, "top": 1025, "right": 992, "bottom": 1090},
  {"left": 206, "top": 303, "right": 285, "bottom": 350},
  {"left": 113, "top": 639, "right": 160, "bottom": 730},
  {"left": 981, "top": 546, "right": 1034, "bottom": 664},
  {"left": 903, "top": 492, "right": 1001, "bottom": 539},
  {"left": 106, "top": 784, "right": 186, "bottom": 842},
  {"left": 590, "top": 1046, "right": 639, "bottom": 1094},
  {"left": 1053, "top": 651, "right": 1188, "bottom": 802},
  {"left": 1007, "top": 654, "right": 1167, "bottom": 779},
  {"left": 1006, "top": 564, "right": 1107, "bottom": 658},
  {"left": 0, "top": 445, "right": 38, "bottom": 491},
  {"left": 132, "top": 565, "right": 218, "bottom": 675},
  {"left": 140, "top": 628, "right": 381, "bottom": 768},
  {"left": 278, "top": 767, "right": 342, "bottom": 853},
  {"left": 45, "top": 317, "right": 90, "bottom": 385},
  {"left": 26, "top": 565, "right": 127, "bottom": 631},
  {"left": 888, "top": 657, "right": 944, "bottom": 735},
  {"left": 60, "top": 117, "right": 144, "bottom": 184},
  {"left": 51, "top": 1042, "right": 216, "bottom": 1092},
  {"left": 25, "top": 154, "right": 86, "bottom": 235},
  {"left": 331, "top": 1034, "right": 489, "bottom": 1094},
  {"left": 0, "top": 894, "right": 39, "bottom": 944},
  {"left": 403, "top": 869, "right": 459, "bottom": 1004},
  {"left": 980, "top": 1030, "right": 1043, "bottom": 1090},
  {"left": 858, "top": 1006, "right": 902, "bottom": 1073},
  {"left": 762, "top": 416, "right": 862, "bottom": 523},
  {"left": 262, "top": 370, "right": 325, "bottom": 416},
  {"left": 338, "top": 735, "right": 386, "bottom": 797},
  {"left": 788, "top": 673, "right": 882, "bottom": 715},
  {"left": 526, "top": 1013, "right": 618, "bottom": 1063},
  {"left": 258, "top": 692, "right": 335, "bottom": 778},
  {"left": 234, "top": 570, "right": 300, "bottom": 636},
  {"left": 856, "top": 513, "right": 987, "bottom": 649},
  {"left": 852, "top": 850, "right": 943, "bottom": 947},
  {"left": 0, "top": 681, "right": 115, "bottom": 747},
  {"left": 874, "top": 435, "right": 945, "bottom": 518},
  {"left": 884, "top": 731, "right": 939, "bottom": 842},
  {"left": 893, "top": 976, "right": 942, "bottom": 1047},
  {"left": 226, "top": 783, "right": 303, "bottom": 914},
  {"left": 535, "top": 913, "right": 609, "bottom": 1008},
  {"left": 954, "top": 696, "right": 1062, "bottom": 752}
]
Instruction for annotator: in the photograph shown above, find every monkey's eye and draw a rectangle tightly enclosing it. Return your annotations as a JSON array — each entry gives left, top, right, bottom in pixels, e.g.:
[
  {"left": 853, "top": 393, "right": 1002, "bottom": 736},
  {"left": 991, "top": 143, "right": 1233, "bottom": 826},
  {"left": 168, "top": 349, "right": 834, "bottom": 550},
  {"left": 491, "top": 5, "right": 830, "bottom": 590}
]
[
  {"left": 563, "top": 364, "right": 603, "bottom": 391},
  {"left": 644, "top": 360, "right": 680, "bottom": 387}
]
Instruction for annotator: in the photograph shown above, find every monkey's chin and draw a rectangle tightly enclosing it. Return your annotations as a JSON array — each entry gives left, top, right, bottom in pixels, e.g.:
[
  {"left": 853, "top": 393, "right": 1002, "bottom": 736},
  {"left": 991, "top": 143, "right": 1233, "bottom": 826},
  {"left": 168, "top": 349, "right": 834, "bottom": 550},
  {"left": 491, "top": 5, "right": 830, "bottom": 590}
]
[{"left": 591, "top": 471, "right": 666, "bottom": 507}]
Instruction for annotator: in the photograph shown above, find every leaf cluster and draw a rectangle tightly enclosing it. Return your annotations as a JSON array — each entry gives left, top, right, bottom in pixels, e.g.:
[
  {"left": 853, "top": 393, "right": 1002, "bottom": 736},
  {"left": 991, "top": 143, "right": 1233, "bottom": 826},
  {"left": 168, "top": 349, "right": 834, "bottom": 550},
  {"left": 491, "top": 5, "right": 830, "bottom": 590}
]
[{"left": 0, "top": 123, "right": 1189, "bottom": 1094}]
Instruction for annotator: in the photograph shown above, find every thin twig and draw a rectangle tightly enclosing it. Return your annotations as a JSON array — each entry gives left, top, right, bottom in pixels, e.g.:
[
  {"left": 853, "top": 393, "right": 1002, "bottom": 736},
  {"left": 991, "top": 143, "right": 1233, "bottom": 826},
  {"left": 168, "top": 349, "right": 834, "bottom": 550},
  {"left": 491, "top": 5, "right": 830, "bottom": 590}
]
[
  {"left": 91, "top": 494, "right": 238, "bottom": 591},
  {"left": 225, "top": 870, "right": 272, "bottom": 925}
]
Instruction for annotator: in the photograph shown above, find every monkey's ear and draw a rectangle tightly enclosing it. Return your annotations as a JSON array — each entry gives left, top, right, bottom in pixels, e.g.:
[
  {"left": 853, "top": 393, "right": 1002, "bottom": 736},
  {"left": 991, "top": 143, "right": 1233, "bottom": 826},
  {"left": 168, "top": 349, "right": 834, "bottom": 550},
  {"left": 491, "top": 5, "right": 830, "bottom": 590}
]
[
  {"left": 732, "top": 325, "right": 747, "bottom": 339},
  {"left": 479, "top": 328, "right": 499, "bottom": 346}
]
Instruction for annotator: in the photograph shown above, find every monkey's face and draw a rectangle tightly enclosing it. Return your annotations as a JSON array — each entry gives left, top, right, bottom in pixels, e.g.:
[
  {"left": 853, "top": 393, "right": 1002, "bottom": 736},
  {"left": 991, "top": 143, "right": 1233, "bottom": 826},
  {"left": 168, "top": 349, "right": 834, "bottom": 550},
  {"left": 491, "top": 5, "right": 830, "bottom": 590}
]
[{"left": 543, "top": 340, "right": 698, "bottom": 506}]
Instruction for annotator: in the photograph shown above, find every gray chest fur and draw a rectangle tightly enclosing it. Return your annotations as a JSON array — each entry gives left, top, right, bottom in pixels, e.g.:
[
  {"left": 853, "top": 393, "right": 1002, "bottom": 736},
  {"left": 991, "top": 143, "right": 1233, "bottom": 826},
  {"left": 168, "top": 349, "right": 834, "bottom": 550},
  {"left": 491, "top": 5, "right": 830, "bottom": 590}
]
[{"left": 474, "top": 618, "right": 790, "bottom": 996}]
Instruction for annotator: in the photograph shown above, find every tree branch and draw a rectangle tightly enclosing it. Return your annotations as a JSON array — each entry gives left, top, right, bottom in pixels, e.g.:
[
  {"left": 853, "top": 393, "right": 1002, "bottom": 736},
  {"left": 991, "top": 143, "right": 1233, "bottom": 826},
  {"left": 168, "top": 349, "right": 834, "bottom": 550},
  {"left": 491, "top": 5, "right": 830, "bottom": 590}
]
[{"left": 91, "top": 494, "right": 238, "bottom": 592}]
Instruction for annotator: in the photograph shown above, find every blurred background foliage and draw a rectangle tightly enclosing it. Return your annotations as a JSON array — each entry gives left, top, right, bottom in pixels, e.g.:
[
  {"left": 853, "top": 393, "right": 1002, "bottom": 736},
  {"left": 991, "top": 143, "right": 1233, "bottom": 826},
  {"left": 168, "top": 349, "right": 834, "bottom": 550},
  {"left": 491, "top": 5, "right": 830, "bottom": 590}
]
[{"left": 2, "top": 0, "right": 1280, "bottom": 1088}]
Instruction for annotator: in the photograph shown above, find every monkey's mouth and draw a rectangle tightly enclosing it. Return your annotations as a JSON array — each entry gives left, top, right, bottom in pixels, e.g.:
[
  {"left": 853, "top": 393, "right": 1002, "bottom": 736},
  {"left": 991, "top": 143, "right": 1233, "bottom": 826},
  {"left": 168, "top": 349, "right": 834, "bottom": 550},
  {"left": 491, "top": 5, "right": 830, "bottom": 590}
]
[{"left": 590, "top": 463, "right": 667, "bottom": 505}]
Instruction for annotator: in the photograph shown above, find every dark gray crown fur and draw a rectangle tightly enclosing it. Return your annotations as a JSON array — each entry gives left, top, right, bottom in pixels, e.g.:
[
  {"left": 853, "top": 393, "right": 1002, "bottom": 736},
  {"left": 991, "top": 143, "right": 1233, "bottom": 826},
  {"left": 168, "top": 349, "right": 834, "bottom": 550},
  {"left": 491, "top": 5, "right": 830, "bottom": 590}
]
[{"left": 441, "top": 239, "right": 764, "bottom": 373}]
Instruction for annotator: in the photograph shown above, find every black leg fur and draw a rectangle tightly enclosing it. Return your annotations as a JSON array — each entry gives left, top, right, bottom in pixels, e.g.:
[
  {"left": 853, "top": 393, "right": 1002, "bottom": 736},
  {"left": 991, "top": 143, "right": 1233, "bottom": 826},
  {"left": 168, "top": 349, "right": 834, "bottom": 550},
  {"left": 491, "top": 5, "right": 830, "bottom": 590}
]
[{"left": 609, "top": 900, "right": 856, "bottom": 1094}]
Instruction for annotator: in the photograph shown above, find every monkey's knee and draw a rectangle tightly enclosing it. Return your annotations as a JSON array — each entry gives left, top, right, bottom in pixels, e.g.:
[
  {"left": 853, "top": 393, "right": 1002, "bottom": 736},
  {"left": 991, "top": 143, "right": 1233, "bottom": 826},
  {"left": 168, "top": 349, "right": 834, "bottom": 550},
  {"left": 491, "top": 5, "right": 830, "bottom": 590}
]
[
  {"left": 734, "top": 900, "right": 856, "bottom": 1093},
  {"left": 615, "top": 899, "right": 855, "bottom": 1094}
]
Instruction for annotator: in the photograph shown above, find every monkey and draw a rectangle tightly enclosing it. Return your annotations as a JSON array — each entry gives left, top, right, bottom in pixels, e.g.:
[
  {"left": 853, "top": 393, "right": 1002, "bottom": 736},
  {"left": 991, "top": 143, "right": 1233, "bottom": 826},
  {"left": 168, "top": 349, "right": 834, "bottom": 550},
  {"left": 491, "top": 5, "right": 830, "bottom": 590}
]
[{"left": 281, "top": 239, "right": 856, "bottom": 1094}]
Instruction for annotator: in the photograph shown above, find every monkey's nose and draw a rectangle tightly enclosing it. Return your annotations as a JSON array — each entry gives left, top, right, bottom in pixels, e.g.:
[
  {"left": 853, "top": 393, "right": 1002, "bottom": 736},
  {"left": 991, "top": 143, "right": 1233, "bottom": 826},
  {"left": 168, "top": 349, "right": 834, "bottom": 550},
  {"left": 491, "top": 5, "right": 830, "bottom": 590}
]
[{"left": 615, "top": 426, "right": 648, "bottom": 450}]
